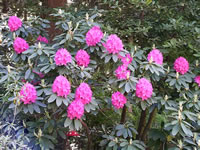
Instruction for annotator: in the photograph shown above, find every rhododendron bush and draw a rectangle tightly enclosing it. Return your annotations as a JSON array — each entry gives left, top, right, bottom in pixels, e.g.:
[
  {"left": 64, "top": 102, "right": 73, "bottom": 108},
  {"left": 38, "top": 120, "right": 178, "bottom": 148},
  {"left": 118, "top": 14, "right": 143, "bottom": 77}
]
[{"left": 0, "top": 8, "right": 200, "bottom": 150}]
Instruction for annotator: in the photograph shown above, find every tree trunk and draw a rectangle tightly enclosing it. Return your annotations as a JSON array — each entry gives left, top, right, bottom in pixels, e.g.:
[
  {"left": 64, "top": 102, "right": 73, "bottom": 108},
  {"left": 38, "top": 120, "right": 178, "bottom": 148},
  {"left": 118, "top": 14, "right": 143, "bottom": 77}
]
[
  {"left": 2, "top": 0, "right": 9, "bottom": 13},
  {"left": 120, "top": 106, "right": 127, "bottom": 124}
]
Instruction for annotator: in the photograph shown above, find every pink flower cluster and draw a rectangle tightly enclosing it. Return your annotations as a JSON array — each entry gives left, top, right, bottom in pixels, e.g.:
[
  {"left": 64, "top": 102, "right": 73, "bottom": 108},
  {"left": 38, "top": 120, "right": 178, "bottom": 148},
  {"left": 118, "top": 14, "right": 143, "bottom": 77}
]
[
  {"left": 86, "top": 26, "right": 103, "bottom": 46},
  {"left": 147, "top": 49, "right": 163, "bottom": 65},
  {"left": 75, "top": 83, "right": 92, "bottom": 104},
  {"left": 111, "top": 91, "right": 127, "bottom": 109},
  {"left": 173, "top": 57, "right": 189, "bottom": 75},
  {"left": 75, "top": 49, "right": 90, "bottom": 67},
  {"left": 136, "top": 78, "right": 153, "bottom": 100},
  {"left": 20, "top": 83, "right": 37, "bottom": 104},
  {"left": 120, "top": 54, "right": 133, "bottom": 67},
  {"left": 8, "top": 16, "right": 22, "bottom": 32},
  {"left": 115, "top": 65, "right": 130, "bottom": 80},
  {"left": 54, "top": 48, "right": 72, "bottom": 66},
  {"left": 103, "top": 34, "right": 123, "bottom": 54},
  {"left": 67, "top": 82, "right": 93, "bottom": 120},
  {"left": 67, "top": 100, "right": 84, "bottom": 120},
  {"left": 195, "top": 76, "right": 200, "bottom": 87},
  {"left": 37, "top": 35, "right": 48, "bottom": 44},
  {"left": 52, "top": 75, "right": 71, "bottom": 98},
  {"left": 13, "top": 37, "right": 29, "bottom": 54}
]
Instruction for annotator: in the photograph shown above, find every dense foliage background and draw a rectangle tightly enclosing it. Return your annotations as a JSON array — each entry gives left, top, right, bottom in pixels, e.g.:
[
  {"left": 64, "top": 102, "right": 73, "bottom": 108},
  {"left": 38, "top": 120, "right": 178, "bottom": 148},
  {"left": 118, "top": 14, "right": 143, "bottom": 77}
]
[{"left": 0, "top": 0, "right": 200, "bottom": 150}]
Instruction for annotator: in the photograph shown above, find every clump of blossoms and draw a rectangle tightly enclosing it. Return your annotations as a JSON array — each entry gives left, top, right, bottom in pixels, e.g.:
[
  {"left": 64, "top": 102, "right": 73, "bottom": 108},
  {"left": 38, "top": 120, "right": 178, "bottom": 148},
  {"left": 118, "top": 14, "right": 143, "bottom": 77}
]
[
  {"left": 86, "top": 26, "right": 103, "bottom": 46},
  {"left": 13, "top": 37, "right": 29, "bottom": 54},
  {"left": 75, "top": 83, "right": 92, "bottom": 105},
  {"left": 121, "top": 54, "right": 133, "bottom": 67},
  {"left": 54, "top": 48, "right": 72, "bottom": 66},
  {"left": 19, "top": 83, "right": 37, "bottom": 104},
  {"left": 75, "top": 49, "right": 90, "bottom": 67},
  {"left": 37, "top": 35, "right": 48, "bottom": 44},
  {"left": 136, "top": 78, "right": 153, "bottom": 100},
  {"left": 52, "top": 75, "right": 71, "bottom": 98},
  {"left": 195, "top": 76, "right": 200, "bottom": 87},
  {"left": 8, "top": 16, "right": 22, "bottom": 32},
  {"left": 111, "top": 91, "right": 127, "bottom": 109},
  {"left": 147, "top": 49, "right": 163, "bottom": 65},
  {"left": 173, "top": 56, "right": 189, "bottom": 75},
  {"left": 67, "top": 100, "right": 84, "bottom": 120},
  {"left": 115, "top": 65, "right": 130, "bottom": 80},
  {"left": 103, "top": 34, "right": 123, "bottom": 54}
]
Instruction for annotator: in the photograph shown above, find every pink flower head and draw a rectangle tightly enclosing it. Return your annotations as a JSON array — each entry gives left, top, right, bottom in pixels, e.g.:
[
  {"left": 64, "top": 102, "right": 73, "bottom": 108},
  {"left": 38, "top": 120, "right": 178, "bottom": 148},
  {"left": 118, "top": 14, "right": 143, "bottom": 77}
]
[
  {"left": 75, "top": 83, "right": 92, "bottom": 104},
  {"left": 195, "top": 76, "right": 200, "bottom": 87},
  {"left": 115, "top": 65, "right": 130, "bottom": 80},
  {"left": 13, "top": 37, "right": 29, "bottom": 54},
  {"left": 75, "top": 49, "right": 90, "bottom": 67},
  {"left": 173, "top": 57, "right": 189, "bottom": 75},
  {"left": 121, "top": 54, "right": 133, "bottom": 66},
  {"left": 86, "top": 26, "right": 103, "bottom": 46},
  {"left": 147, "top": 49, "right": 163, "bottom": 65},
  {"left": 103, "top": 34, "right": 123, "bottom": 54},
  {"left": 136, "top": 78, "right": 153, "bottom": 100},
  {"left": 52, "top": 75, "right": 71, "bottom": 98},
  {"left": 67, "top": 100, "right": 84, "bottom": 120},
  {"left": 37, "top": 35, "right": 48, "bottom": 44},
  {"left": 8, "top": 16, "right": 22, "bottom": 32},
  {"left": 111, "top": 91, "right": 127, "bottom": 109},
  {"left": 20, "top": 83, "right": 37, "bottom": 104},
  {"left": 54, "top": 48, "right": 72, "bottom": 66}
]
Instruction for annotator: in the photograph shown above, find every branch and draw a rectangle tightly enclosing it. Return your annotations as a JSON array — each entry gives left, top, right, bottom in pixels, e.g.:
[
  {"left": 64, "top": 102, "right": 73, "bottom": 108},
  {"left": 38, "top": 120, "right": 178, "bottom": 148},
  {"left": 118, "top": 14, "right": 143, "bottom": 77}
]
[
  {"left": 141, "top": 108, "right": 157, "bottom": 141},
  {"left": 80, "top": 120, "right": 92, "bottom": 150},
  {"left": 136, "top": 109, "right": 147, "bottom": 140},
  {"left": 120, "top": 105, "right": 127, "bottom": 124}
]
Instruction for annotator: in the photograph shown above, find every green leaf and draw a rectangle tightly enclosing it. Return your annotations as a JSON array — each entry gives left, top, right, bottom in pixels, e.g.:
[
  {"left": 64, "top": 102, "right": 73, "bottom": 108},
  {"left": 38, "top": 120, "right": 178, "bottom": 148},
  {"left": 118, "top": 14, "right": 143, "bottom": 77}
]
[
  {"left": 64, "top": 118, "right": 72, "bottom": 127},
  {"left": 48, "top": 94, "right": 57, "bottom": 103},
  {"left": 112, "top": 55, "right": 118, "bottom": 62},
  {"left": 25, "top": 69, "right": 31, "bottom": 80},
  {"left": 181, "top": 123, "right": 193, "bottom": 137},
  {"left": 105, "top": 55, "right": 111, "bottom": 63},
  {"left": 120, "top": 142, "right": 128, "bottom": 147},
  {"left": 58, "top": 130, "right": 66, "bottom": 139},
  {"left": 28, "top": 104, "right": 34, "bottom": 114},
  {"left": 171, "top": 124, "right": 179, "bottom": 136},
  {"left": 0, "top": 75, "right": 8, "bottom": 83},
  {"left": 108, "top": 141, "right": 116, "bottom": 147},
  {"left": 33, "top": 104, "right": 41, "bottom": 113},
  {"left": 56, "top": 98, "right": 62, "bottom": 107},
  {"left": 74, "top": 119, "right": 82, "bottom": 130},
  {"left": 125, "top": 82, "right": 131, "bottom": 93}
]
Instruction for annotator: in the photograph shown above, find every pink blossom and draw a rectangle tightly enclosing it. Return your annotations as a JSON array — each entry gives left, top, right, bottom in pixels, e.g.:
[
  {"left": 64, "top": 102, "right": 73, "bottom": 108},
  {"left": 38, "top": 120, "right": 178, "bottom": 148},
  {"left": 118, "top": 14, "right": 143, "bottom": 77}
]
[
  {"left": 75, "top": 83, "right": 92, "bottom": 104},
  {"left": 8, "top": 16, "right": 22, "bottom": 32},
  {"left": 147, "top": 49, "right": 163, "bottom": 65},
  {"left": 121, "top": 54, "right": 133, "bottom": 66},
  {"left": 173, "top": 57, "right": 189, "bottom": 75},
  {"left": 13, "top": 37, "right": 29, "bottom": 54},
  {"left": 37, "top": 35, "right": 48, "bottom": 44},
  {"left": 54, "top": 48, "right": 72, "bottom": 66},
  {"left": 136, "top": 78, "right": 153, "bottom": 100},
  {"left": 20, "top": 83, "right": 37, "bottom": 104},
  {"left": 111, "top": 91, "right": 127, "bottom": 109},
  {"left": 75, "top": 49, "right": 90, "bottom": 67},
  {"left": 67, "top": 100, "right": 84, "bottom": 120},
  {"left": 195, "top": 76, "right": 200, "bottom": 87},
  {"left": 115, "top": 65, "right": 130, "bottom": 80},
  {"left": 86, "top": 26, "right": 103, "bottom": 46},
  {"left": 103, "top": 34, "right": 123, "bottom": 54},
  {"left": 52, "top": 75, "right": 71, "bottom": 98}
]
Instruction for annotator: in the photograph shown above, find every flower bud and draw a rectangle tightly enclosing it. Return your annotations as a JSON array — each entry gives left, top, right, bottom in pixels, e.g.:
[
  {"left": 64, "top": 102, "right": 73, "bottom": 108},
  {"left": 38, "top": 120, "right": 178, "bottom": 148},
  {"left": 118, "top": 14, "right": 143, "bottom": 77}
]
[
  {"left": 38, "top": 42, "right": 41, "bottom": 49},
  {"left": 196, "top": 60, "right": 199, "bottom": 67},
  {"left": 58, "top": 9, "right": 62, "bottom": 15},
  {"left": 129, "top": 139, "right": 133, "bottom": 145},
  {"left": 86, "top": 13, "right": 89, "bottom": 20},
  {"left": 176, "top": 72, "right": 179, "bottom": 79},
  {"left": 194, "top": 94, "right": 198, "bottom": 103},
  {"left": 164, "top": 95, "right": 168, "bottom": 101},
  {"left": 178, "top": 140, "right": 183, "bottom": 149},
  {"left": 178, "top": 110, "right": 182, "bottom": 122},
  {"left": 7, "top": 65, "right": 11, "bottom": 73}
]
